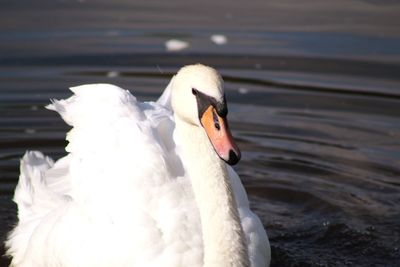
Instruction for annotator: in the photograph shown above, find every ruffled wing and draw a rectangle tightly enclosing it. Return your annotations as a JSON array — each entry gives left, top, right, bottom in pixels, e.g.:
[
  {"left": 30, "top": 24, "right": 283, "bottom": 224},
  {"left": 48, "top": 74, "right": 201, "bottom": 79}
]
[{"left": 7, "top": 84, "right": 202, "bottom": 267}]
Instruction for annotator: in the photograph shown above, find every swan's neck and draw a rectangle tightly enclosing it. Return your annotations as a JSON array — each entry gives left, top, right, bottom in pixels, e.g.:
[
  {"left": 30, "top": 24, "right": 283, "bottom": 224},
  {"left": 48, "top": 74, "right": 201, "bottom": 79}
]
[{"left": 174, "top": 117, "right": 249, "bottom": 267}]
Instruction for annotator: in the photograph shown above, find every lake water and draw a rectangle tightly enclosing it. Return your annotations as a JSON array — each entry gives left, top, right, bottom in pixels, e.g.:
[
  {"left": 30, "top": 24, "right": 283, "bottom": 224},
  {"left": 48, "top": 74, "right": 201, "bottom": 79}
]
[{"left": 1, "top": 0, "right": 400, "bottom": 266}]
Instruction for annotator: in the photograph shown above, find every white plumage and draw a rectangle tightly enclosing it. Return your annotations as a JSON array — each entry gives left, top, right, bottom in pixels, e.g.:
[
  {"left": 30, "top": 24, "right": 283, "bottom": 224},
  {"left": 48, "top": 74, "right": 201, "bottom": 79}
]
[{"left": 6, "top": 65, "right": 270, "bottom": 267}]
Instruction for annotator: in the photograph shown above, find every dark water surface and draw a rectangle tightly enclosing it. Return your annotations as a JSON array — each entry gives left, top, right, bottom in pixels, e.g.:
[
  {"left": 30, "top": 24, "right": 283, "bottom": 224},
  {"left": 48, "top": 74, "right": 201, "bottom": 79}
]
[{"left": 1, "top": 1, "right": 400, "bottom": 266}]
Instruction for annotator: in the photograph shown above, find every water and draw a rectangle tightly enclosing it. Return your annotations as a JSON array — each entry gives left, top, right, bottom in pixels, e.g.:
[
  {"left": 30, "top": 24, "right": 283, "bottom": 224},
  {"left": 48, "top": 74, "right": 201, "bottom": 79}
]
[{"left": 1, "top": 0, "right": 400, "bottom": 266}]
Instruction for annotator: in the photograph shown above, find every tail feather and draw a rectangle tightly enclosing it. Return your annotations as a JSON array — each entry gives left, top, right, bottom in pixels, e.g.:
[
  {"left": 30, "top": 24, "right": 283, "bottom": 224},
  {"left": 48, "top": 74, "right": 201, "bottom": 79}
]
[
  {"left": 14, "top": 151, "right": 71, "bottom": 221},
  {"left": 14, "top": 151, "right": 54, "bottom": 220},
  {"left": 6, "top": 151, "right": 70, "bottom": 263}
]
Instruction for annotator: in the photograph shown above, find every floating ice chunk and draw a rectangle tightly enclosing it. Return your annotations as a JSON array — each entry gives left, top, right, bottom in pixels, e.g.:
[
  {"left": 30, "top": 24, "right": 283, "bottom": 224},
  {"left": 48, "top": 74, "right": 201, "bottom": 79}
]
[
  {"left": 165, "top": 39, "right": 189, "bottom": 52},
  {"left": 211, "top": 34, "right": 227, "bottom": 45},
  {"left": 238, "top": 87, "right": 249, "bottom": 94}
]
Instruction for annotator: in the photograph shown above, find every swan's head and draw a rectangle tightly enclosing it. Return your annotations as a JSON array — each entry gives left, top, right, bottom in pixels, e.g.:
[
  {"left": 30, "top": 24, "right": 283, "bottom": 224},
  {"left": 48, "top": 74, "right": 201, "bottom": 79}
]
[{"left": 171, "top": 64, "right": 241, "bottom": 165}]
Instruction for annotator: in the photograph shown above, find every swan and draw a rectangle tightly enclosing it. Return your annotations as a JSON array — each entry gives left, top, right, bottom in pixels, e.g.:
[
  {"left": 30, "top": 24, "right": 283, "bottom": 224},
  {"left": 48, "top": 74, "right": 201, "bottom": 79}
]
[{"left": 5, "top": 64, "right": 271, "bottom": 267}]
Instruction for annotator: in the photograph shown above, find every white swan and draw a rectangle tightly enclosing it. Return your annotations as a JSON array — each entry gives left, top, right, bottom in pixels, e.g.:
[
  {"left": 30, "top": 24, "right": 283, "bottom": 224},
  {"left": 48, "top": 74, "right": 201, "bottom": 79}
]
[{"left": 5, "top": 64, "right": 271, "bottom": 267}]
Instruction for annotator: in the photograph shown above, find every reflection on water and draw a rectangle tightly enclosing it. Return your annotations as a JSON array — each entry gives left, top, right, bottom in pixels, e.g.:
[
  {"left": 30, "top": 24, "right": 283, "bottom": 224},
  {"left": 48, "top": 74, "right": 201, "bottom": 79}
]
[{"left": 1, "top": 0, "right": 400, "bottom": 266}]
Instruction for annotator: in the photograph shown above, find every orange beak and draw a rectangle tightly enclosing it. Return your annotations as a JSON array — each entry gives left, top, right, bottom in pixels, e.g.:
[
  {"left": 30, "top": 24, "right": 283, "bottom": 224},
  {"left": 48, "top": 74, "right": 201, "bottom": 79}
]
[{"left": 200, "top": 106, "right": 241, "bottom": 165}]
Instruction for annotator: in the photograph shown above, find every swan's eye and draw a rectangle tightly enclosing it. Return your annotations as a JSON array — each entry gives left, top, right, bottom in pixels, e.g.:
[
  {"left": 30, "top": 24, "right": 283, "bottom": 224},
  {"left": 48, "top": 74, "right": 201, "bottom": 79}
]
[{"left": 192, "top": 88, "right": 198, "bottom": 95}]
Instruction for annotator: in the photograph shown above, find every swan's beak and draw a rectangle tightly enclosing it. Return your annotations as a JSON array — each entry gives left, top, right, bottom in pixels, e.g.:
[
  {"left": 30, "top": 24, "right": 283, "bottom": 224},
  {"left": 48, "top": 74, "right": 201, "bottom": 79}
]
[{"left": 200, "top": 106, "right": 241, "bottom": 165}]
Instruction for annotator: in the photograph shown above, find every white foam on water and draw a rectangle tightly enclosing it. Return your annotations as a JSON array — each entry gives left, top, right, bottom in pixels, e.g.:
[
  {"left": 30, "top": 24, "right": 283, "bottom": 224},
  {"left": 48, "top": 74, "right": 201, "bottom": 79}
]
[
  {"left": 165, "top": 39, "right": 189, "bottom": 52},
  {"left": 211, "top": 34, "right": 227, "bottom": 45},
  {"left": 238, "top": 87, "right": 249, "bottom": 94},
  {"left": 107, "top": 71, "right": 119, "bottom": 78}
]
